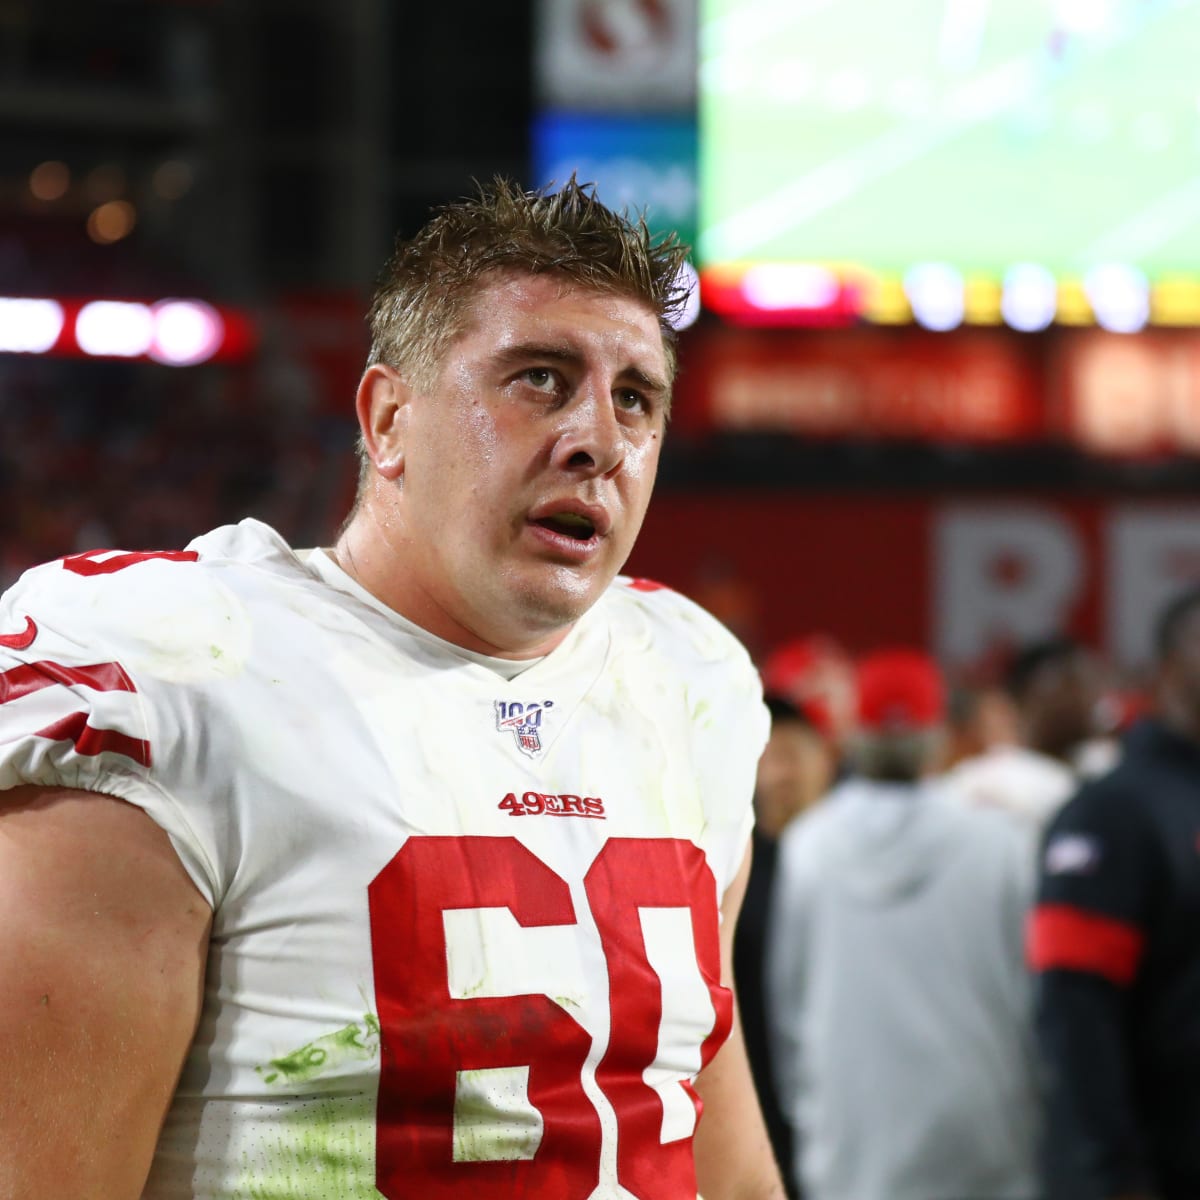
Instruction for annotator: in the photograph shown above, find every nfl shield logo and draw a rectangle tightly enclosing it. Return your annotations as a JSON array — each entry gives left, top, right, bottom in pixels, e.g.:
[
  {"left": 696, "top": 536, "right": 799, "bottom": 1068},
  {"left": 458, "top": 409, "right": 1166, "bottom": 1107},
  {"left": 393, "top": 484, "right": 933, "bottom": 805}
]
[{"left": 495, "top": 700, "right": 554, "bottom": 758}]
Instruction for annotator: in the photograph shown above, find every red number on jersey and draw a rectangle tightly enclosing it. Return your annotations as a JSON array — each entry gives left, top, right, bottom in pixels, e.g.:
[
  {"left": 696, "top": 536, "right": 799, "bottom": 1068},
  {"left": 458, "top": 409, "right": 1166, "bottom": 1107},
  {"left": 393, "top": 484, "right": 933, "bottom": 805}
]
[
  {"left": 368, "top": 835, "right": 729, "bottom": 1200},
  {"left": 369, "top": 837, "right": 600, "bottom": 1200},
  {"left": 587, "top": 839, "right": 731, "bottom": 1200},
  {"left": 62, "top": 549, "right": 199, "bottom": 576}
]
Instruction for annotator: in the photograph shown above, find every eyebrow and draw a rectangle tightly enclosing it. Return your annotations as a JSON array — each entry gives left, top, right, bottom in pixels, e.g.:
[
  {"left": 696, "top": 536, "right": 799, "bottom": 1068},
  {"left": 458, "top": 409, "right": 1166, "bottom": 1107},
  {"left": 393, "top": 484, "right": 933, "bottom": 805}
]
[{"left": 493, "top": 341, "right": 671, "bottom": 400}]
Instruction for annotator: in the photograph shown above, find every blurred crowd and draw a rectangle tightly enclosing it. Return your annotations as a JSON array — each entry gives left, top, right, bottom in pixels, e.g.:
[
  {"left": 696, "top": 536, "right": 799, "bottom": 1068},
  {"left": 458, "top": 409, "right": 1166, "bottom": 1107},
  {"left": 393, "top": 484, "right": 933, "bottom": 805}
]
[
  {"left": 738, "top": 602, "right": 1200, "bottom": 1200},
  {"left": 0, "top": 357, "right": 357, "bottom": 591}
]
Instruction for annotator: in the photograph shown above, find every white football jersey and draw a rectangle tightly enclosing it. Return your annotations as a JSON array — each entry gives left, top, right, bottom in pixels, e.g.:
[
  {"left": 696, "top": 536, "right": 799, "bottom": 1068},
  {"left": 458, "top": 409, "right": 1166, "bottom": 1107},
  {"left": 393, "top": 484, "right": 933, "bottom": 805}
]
[{"left": 0, "top": 520, "right": 765, "bottom": 1200}]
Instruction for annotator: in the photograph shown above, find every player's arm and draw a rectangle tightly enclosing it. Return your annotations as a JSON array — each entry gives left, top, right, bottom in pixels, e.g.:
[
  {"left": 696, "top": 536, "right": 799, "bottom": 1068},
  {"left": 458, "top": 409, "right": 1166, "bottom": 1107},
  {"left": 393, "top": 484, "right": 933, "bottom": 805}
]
[
  {"left": 1029, "top": 783, "right": 1160, "bottom": 1200},
  {"left": 0, "top": 785, "right": 211, "bottom": 1198},
  {"left": 694, "top": 843, "right": 789, "bottom": 1200}
]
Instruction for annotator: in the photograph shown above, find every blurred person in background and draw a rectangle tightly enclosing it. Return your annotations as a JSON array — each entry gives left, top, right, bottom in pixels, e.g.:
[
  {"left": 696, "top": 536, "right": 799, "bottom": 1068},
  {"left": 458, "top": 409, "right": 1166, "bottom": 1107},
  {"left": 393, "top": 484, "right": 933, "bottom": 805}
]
[
  {"left": 938, "top": 681, "right": 1021, "bottom": 771},
  {"left": 760, "top": 634, "right": 858, "bottom": 757},
  {"left": 0, "top": 180, "right": 787, "bottom": 1200},
  {"left": 950, "top": 635, "right": 1109, "bottom": 828},
  {"left": 1031, "top": 587, "right": 1200, "bottom": 1200},
  {"left": 768, "top": 648, "right": 1040, "bottom": 1200},
  {"left": 735, "top": 693, "right": 840, "bottom": 1197}
]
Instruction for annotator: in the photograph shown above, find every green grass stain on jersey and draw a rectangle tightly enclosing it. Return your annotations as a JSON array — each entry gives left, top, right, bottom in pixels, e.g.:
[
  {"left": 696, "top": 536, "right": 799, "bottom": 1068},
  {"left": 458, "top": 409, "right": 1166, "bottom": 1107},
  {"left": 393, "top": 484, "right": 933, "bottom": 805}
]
[
  {"left": 257, "top": 1014, "right": 380, "bottom": 1086},
  {"left": 235, "top": 1018, "right": 384, "bottom": 1199},
  {"left": 236, "top": 1092, "right": 382, "bottom": 1200},
  {"left": 451, "top": 1067, "right": 542, "bottom": 1164}
]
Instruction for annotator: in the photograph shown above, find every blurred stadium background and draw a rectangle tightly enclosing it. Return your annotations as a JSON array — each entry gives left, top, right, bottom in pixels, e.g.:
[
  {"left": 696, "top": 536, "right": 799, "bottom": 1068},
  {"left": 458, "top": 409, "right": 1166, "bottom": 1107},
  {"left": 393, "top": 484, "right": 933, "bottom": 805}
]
[{"left": 4, "top": 0, "right": 1200, "bottom": 688}]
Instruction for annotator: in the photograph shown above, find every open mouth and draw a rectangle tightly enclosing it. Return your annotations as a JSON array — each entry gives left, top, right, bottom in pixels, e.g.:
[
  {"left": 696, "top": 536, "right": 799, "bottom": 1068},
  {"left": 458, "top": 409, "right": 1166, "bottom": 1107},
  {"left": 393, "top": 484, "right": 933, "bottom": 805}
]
[{"left": 534, "top": 512, "right": 597, "bottom": 541}]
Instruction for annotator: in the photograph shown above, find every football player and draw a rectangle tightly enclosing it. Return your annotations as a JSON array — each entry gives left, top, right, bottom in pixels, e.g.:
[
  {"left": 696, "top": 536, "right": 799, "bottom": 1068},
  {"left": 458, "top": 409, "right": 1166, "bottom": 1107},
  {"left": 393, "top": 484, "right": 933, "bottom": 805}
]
[{"left": 0, "top": 179, "right": 785, "bottom": 1199}]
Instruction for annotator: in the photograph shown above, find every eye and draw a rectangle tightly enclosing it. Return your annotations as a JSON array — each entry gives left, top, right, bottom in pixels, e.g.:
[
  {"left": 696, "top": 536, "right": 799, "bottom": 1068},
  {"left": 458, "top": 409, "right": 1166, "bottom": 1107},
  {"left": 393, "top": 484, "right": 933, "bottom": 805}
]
[
  {"left": 615, "top": 388, "right": 648, "bottom": 413},
  {"left": 523, "top": 367, "right": 558, "bottom": 392}
]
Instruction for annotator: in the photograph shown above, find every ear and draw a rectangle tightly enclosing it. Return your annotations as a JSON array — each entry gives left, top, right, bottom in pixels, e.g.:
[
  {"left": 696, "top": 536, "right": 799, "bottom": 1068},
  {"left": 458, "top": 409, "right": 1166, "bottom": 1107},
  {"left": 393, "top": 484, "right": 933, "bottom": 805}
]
[{"left": 355, "top": 364, "right": 410, "bottom": 480}]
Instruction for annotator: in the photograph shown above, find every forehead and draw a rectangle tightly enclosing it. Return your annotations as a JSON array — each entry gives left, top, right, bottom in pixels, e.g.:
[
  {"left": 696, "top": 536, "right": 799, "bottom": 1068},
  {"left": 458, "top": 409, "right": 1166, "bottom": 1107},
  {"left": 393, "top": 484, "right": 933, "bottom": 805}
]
[{"left": 455, "top": 272, "right": 668, "bottom": 371}]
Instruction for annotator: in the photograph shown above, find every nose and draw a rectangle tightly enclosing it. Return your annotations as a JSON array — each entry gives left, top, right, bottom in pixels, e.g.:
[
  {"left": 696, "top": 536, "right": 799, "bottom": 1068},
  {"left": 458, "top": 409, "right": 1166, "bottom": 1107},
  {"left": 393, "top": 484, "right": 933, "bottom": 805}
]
[{"left": 552, "top": 379, "right": 625, "bottom": 478}]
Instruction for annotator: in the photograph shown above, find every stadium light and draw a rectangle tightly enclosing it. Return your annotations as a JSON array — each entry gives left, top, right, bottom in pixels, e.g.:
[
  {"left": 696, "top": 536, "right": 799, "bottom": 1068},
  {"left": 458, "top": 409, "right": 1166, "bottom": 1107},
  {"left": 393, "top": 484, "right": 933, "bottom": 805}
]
[
  {"left": 0, "top": 295, "right": 255, "bottom": 363},
  {"left": 0, "top": 298, "right": 65, "bottom": 354},
  {"left": 1085, "top": 264, "right": 1150, "bottom": 334},
  {"left": 76, "top": 301, "right": 155, "bottom": 358},
  {"left": 742, "top": 264, "right": 840, "bottom": 311},
  {"left": 905, "top": 263, "right": 964, "bottom": 331},
  {"left": 668, "top": 262, "right": 702, "bottom": 331},
  {"left": 1001, "top": 264, "right": 1058, "bottom": 332},
  {"left": 150, "top": 300, "right": 225, "bottom": 366}
]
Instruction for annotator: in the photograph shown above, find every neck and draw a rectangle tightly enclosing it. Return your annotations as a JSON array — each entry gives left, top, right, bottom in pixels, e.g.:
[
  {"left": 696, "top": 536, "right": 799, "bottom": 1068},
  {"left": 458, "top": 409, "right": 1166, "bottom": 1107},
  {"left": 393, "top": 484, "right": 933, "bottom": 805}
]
[{"left": 332, "top": 504, "right": 570, "bottom": 661}]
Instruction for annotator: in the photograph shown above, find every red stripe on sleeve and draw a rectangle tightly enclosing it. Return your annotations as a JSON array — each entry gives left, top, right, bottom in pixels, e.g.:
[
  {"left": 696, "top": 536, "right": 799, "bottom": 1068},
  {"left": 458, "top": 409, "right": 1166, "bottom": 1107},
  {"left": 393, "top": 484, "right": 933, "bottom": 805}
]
[
  {"left": 34, "top": 712, "right": 152, "bottom": 769},
  {"left": 1028, "top": 903, "right": 1145, "bottom": 985},
  {"left": 0, "top": 661, "right": 136, "bottom": 705}
]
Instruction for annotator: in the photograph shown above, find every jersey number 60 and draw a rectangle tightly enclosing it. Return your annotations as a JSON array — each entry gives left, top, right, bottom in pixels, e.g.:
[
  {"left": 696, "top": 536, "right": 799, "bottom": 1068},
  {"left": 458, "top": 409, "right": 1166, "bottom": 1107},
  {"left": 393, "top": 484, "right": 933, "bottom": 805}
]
[{"left": 369, "top": 836, "right": 730, "bottom": 1200}]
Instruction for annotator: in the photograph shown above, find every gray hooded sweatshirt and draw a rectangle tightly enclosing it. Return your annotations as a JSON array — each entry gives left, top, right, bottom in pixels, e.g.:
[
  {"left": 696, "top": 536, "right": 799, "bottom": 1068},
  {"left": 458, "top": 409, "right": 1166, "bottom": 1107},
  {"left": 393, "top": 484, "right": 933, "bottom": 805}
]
[{"left": 766, "top": 777, "right": 1040, "bottom": 1200}]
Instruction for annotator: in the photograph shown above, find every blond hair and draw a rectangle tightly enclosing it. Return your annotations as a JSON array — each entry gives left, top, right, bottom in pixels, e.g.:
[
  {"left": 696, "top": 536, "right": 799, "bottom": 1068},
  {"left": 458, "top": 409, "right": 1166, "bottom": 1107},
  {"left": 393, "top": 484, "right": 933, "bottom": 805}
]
[{"left": 367, "top": 175, "right": 690, "bottom": 388}]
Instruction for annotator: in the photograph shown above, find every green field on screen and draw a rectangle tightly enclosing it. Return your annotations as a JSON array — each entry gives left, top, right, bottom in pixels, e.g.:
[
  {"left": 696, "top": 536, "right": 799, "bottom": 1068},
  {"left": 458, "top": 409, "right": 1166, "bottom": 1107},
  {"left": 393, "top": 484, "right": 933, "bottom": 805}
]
[{"left": 700, "top": 0, "right": 1200, "bottom": 276}]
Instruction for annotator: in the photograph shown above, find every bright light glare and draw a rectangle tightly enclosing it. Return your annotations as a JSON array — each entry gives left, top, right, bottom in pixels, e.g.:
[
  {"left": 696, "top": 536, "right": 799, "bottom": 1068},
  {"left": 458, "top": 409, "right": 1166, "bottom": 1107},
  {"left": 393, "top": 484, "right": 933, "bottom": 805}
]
[
  {"left": 0, "top": 298, "right": 65, "bottom": 353},
  {"left": 1053, "top": 0, "right": 1118, "bottom": 35},
  {"left": 1001, "top": 263, "right": 1058, "bottom": 331},
  {"left": 668, "top": 263, "right": 702, "bottom": 331},
  {"left": 76, "top": 301, "right": 155, "bottom": 358},
  {"left": 150, "top": 300, "right": 225, "bottom": 365},
  {"left": 86, "top": 200, "right": 136, "bottom": 245},
  {"left": 29, "top": 161, "right": 69, "bottom": 202},
  {"left": 905, "top": 263, "right": 964, "bottom": 331},
  {"left": 1085, "top": 264, "right": 1150, "bottom": 333},
  {"left": 742, "top": 263, "right": 839, "bottom": 310}
]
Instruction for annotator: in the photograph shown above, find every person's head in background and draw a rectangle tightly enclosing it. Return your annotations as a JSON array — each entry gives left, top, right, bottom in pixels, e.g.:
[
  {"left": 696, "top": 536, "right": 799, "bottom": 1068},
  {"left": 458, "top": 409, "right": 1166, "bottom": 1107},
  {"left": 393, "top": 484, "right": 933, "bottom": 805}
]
[
  {"left": 1005, "top": 635, "right": 1103, "bottom": 763},
  {"left": 938, "top": 683, "right": 1020, "bottom": 771},
  {"left": 1154, "top": 586, "right": 1200, "bottom": 743},
  {"left": 754, "top": 695, "right": 838, "bottom": 838},
  {"left": 848, "top": 648, "right": 947, "bottom": 784},
  {"left": 760, "top": 634, "right": 858, "bottom": 753}
]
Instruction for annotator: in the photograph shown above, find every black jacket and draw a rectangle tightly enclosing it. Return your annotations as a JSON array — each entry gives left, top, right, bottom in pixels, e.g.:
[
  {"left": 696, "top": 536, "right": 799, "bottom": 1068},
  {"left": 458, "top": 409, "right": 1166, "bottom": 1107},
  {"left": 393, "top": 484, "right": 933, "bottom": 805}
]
[{"left": 1032, "top": 719, "right": 1200, "bottom": 1199}]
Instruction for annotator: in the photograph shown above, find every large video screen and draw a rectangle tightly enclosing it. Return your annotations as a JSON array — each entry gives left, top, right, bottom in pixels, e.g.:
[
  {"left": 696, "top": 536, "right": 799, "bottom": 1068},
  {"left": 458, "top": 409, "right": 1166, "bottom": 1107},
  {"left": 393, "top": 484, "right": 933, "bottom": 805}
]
[{"left": 699, "top": 0, "right": 1200, "bottom": 329}]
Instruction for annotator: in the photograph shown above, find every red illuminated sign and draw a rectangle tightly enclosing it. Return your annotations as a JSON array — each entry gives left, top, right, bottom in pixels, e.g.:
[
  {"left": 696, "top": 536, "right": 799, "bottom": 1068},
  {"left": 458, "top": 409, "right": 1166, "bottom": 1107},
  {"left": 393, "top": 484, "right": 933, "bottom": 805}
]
[{"left": 0, "top": 295, "right": 255, "bottom": 365}]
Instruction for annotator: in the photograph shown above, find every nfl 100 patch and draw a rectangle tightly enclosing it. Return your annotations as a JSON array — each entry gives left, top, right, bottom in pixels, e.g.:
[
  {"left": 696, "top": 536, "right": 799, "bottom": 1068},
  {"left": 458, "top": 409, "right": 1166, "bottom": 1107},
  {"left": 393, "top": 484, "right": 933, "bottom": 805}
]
[{"left": 495, "top": 699, "right": 555, "bottom": 758}]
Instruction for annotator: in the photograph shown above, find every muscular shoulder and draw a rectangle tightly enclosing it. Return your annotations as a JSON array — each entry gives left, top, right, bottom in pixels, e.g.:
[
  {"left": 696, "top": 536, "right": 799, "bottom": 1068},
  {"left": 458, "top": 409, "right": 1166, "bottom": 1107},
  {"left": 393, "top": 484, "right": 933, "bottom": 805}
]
[
  {"left": 1, "top": 521, "right": 304, "bottom": 680},
  {"left": 600, "top": 575, "right": 765, "bottom": 742},
  {"left": 602, "top": 575, "right": 758, "bottom": 681}
]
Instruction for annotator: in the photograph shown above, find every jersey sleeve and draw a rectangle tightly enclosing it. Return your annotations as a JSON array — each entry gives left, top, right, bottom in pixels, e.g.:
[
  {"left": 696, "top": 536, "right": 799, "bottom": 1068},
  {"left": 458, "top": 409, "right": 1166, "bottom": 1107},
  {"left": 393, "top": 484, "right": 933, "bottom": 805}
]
[
  {"left": 0, "top": 552, "right": 225, "bottom": 907},
  {"left": 1030, "top": 778, "right": 1160, "bottom": 985},
  {"left": 1030, "top": 777, "right": 1161, "bottom": 1197}
]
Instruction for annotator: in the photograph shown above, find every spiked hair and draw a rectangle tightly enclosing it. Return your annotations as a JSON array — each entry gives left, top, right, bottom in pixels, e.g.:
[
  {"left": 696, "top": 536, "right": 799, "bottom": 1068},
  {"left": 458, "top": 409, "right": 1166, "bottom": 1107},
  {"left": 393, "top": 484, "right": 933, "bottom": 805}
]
[{"left": 365, "top": 176, "right": 691, "bottom": 390}]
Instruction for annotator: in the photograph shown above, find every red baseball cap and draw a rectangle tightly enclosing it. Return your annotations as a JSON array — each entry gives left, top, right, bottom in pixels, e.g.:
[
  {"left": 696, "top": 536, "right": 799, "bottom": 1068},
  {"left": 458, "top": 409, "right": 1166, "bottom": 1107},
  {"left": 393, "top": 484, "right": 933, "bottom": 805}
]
[
  {"left": 761, "top": 635, "right": 855, "bottom": 739},
  {"left": 856, "top": 649, "right": 945, "bottom": 732}
]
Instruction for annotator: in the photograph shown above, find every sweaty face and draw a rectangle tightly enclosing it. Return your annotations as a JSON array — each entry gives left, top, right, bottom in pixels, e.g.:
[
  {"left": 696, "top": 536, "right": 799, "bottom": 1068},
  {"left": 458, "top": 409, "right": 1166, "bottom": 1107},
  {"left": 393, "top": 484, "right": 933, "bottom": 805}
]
[{"left": 397, "top": 273, "right": 669, "bottom": 656}]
